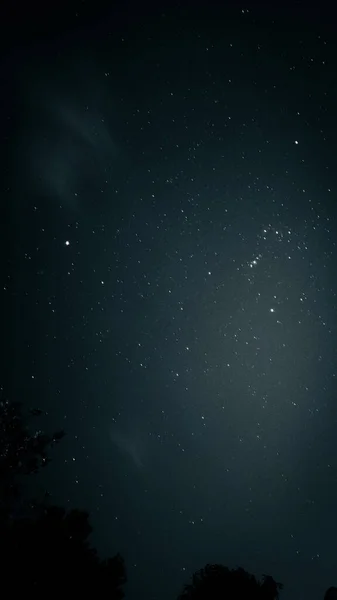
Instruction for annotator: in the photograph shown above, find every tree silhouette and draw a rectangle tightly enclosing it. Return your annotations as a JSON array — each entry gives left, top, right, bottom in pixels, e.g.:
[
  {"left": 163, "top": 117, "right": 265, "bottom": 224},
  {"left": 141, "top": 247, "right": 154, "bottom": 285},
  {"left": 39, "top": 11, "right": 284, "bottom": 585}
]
[
  {"left": 261, "top": 574, "right": 284, "bottom": 600},
  {"left": 177, "top": 563, "right": 283, "bottom": 600},
  {"left": 0, "top": 397, "right": 127, "bottom": 597},
  {"left": 0, "top": 504, "right": 126, "bottom": 596},
  {"left": 324, "top": 588, "right": 337, "bottom": 600},
  {"left": 0, "top": 398, "right": 64, "bottom": 516}
]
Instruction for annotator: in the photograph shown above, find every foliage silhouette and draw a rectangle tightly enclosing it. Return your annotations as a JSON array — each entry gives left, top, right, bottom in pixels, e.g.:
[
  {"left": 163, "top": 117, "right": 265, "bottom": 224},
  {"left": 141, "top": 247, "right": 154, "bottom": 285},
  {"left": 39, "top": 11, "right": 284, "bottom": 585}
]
[
  {"left": 177, "top": 563, "right": 283, "bottom": 600},
  {"left": 0, "top": 504, "right": 126, "bottom": 596},
  {"left": 0, "top": 397, "right": 127, "bottom": 598},
  {"left": 324, "top": 588, "right": 337, "bottom": 600},
  {"left": 0, "top": 398, "right": 64, "bottom": 515}
]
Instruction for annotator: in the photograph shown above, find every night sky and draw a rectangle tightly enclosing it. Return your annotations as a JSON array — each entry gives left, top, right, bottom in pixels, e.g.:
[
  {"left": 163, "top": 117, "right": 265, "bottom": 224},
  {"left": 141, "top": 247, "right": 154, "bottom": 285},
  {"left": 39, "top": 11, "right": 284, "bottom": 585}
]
[{"left": 3, "top": 2, "right": 337, "bottom": 599}]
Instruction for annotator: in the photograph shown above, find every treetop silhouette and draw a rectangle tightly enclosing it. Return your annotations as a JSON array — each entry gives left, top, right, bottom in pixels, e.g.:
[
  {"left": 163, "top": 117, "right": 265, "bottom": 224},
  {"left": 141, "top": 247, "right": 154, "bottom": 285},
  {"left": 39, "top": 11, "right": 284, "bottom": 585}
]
[{"left": 177, "top": 563, "right": 283, "bottom": 600}]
